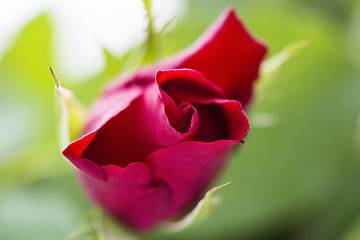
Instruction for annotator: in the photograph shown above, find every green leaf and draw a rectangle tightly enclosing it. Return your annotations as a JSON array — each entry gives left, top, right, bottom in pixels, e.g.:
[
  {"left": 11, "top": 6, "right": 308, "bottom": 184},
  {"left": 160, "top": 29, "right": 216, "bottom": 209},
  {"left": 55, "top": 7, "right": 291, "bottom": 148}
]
[
  {"left": 65, "top": 209, "right": 139, "bottom": 240},
  {"left": 65, "top": 183, "right": 231, "bottom": 239},
  {"left": 64, "top": 225, "right": 97, "bottom": 240},
  {"left": 50, "top": 67, "right": 86, "bottom": 148},
  {"left": 0, "top": 142, "right": 69, "bottom": 191},
  {"left": 258, "top": 39, "right": 310, "bottom": 90},
  {"left": 0, "top": 14, "right": 71, "bottom": 188},
  {"left": 165, "top": 182, "right": 231, "bottom": 232},
  {"left": 102, "top": 48, "right": 123, "bottom": 79},
  {"left": 102, "top": 47, "right": 142, "bottom": 79},
  {"left": 0, "top": 13, "right": 54, "bottom": 95},
  {"left": 157, "top": 18, "right": 176, "bottom": 36},
  {"left": 252, "top": 39, "right": 309, "bottom": 113}
]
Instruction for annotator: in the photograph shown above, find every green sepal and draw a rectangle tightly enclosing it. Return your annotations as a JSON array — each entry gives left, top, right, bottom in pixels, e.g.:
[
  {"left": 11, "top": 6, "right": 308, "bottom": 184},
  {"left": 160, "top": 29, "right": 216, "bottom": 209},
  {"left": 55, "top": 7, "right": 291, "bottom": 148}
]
[
  {"left": 258, "top": 39, "right": 310, "bottom": 91},
  {"left": 165, "top": 182, "right": 231, "bottom": 232},
  {"left": 157, "top": 18, "right": 176, "bottom": 36},
  {"left": 102, "top": 47, "right": 143, "bottom": 79},
  {"left": 64, "top": 209, "right": 139, "bottom": 240},
  {"left": 102, "top": 48, "right": 123, "bottom": 79},
  {"left": 50, "top": 67, "right": 85, "bottom": 148},
  {"left": 251, "top": 40, "right": 309, "bottom": 129}
]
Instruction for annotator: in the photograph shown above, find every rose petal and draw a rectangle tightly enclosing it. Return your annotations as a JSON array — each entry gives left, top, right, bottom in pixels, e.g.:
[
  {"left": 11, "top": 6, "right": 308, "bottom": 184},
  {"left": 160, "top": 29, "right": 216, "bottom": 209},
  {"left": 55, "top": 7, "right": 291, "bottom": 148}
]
[
  {"left": 104, "top": 8, "right": 267, "bottom": 106},
  {"left": 79, "top": 162, "right": 171, "bottom": 230},
  {"left": 84, "top": 86, "right": 143, "bottom": 134},
  {"left": 63, "top": 131, "right": 107, "bottom": 181},
  {"left": 156, "top": 68, "right": 226, "bottom": 104},
  {"left": 176, "top": 8, "right": 267, "bottom": 105},
  {"left": 65, "top": 85, "right": 198, "bottom": 169},
  {"left": 156, "top": 68, "right": 225, "bottom": 133},
  {"left": 81, "top": 96, "right": 148, "bottom": 168},
  {"left": 62, "top": 8, "right": 262, "bottom": 231},
  {"left": 211, "top": 98, "right": 249, "bottom": 141},
  {"left": 190, "top": 99, "right": 249, "bottom": 142},
  {"left": 62, "top": 91, "right": 144, "bottom": 178},
  {"left": 144, "top": 140, "right": 237, "bottom": 218},
  {"left": 157, "top": 88, "right": 197, "bottom": 133},
  {"left": 142, "top": 84, "right": 199, "bottom": 138}
]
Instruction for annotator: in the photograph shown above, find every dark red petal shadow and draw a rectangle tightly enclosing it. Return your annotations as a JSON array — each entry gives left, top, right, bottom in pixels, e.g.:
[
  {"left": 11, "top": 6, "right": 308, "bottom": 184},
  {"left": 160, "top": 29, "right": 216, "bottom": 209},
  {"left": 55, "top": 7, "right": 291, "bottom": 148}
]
[
  {"left": 156, "top": 69, "right": 226, "bottom": 104},
  {"left": 189, "top": 99, "right": 249, "bottom": 142}
]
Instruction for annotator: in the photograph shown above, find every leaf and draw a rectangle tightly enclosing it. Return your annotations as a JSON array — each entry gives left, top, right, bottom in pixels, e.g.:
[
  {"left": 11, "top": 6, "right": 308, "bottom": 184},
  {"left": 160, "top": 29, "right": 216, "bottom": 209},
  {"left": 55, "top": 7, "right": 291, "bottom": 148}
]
[
  {"left": 261, "top": 39, "right": 309, "bottom": 76},
  {"left": 50, "top": 67, "right": 86, "bottom": 149},
  {"left": 102, "top": 48, "right": 123, "bottom": 79},
  {"left": 157, "top": 18, "right": 176, "bottom": 36},
  {"left": 102, "top": 47, "right": 142, "bottom": 79},
  {"left": 0, "top": 142, "right": 68, "bottom": 191},
  {"left": 165, "top": 182, "right": 231, "bottom": 233},
  {"left": 92, "top": 211, "right": 138, "bottom": 240},
  {"left": 64, "top": 225, "right": 97, "bottom": 240},
  {"left": 65, "top": 209, "right": 138, "bottom": 240},
  {"left": 0, "top": 14, "right": 71, "bottom": 188},
  {"left": 252, "top": 40, "right": 309, "bottom": 110},
  {"left": 65, "top": 183, "right": 231, "bottom": 239},
  {"left": 0, "top": 13, "right": 54, "bottom": 95},
  {"left": 258, "top": 39, "right": 309, "bottom": 90}
]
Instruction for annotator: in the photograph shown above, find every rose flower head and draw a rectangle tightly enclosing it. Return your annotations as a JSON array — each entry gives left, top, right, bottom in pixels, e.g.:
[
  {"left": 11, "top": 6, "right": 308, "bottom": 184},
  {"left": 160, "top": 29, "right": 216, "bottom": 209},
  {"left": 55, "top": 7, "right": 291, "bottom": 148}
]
[{"left": 63, "top": 8, "right": 267, "bottom": 230}]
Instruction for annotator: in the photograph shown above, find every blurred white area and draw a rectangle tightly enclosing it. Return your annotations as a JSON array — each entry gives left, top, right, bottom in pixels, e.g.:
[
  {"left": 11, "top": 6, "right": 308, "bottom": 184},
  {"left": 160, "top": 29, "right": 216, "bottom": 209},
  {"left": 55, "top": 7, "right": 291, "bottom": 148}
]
[{"left": 0, "top": 0, "right": 186, "bottom": 79}]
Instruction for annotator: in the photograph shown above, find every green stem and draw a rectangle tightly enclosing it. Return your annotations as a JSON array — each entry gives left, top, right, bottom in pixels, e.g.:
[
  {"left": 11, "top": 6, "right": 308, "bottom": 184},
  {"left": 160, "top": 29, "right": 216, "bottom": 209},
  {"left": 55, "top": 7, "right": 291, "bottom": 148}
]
[{"left": 142, "top": 0, "right": 156, "bottom": 63}]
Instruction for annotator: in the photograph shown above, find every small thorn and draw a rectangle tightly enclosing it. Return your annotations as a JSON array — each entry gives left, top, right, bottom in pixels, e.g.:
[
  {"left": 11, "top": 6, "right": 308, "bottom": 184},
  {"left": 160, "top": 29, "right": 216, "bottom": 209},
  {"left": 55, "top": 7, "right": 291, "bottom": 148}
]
[{"left": 49, "top": 66, "right": 60, "bottom": 88}]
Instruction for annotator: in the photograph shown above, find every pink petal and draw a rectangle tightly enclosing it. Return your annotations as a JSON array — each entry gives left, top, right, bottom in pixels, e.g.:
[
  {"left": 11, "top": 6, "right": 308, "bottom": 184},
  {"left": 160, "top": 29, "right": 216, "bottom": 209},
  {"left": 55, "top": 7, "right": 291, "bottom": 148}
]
[
  {"left": 190, "top": 99, "right": 249, "bottom": 142},
  {"left": 212, "top": 98, "right": 249, "bottom": 141},
  {"left": 81, "top": 96, "right": 149, "bottom": 168},
  {"left": 104, "top": 8, "right": 267, "bottom": 106},
  {"left": 64, "top": 84, "right": 198, "bottom": 170},
  {"left": 156, "top": 88, "right": 197, "bottom": 133},
  {"left": 84, "top": 86, "right": 142, "bottom": 134},
  {"left": 62, "top": 8, "right": 261, "bottom": 231},
  {"left": 63, "top": 131, "right": 107, "bottom": 181},
  {"left": 78, "top": 162, "right": 171, "bottom": 230},
  {"left": 177, "top": 8, "right": 267, "bottom": 105},
  {"left": 144, "top": 140, "right": 237, "bottom": 218}
]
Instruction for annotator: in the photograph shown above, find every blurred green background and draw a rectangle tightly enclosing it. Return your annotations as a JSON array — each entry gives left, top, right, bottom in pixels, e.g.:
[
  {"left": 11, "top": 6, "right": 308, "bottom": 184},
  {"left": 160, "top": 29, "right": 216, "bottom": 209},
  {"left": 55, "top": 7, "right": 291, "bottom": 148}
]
[{"left": 1, "top": 0, "right": 360, "bottom": 239}]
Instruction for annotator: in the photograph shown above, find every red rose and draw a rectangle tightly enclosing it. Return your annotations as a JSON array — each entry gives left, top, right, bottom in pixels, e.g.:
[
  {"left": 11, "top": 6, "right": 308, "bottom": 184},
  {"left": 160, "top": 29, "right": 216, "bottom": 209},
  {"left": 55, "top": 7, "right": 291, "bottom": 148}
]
[{"left": 63, "top": 8, "right": 266, "bottom": 230}]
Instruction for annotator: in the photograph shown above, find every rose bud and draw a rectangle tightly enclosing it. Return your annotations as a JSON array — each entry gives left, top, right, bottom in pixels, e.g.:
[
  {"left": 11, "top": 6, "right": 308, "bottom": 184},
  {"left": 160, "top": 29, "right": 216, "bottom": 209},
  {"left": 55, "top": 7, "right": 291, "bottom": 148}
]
[{"left": 63, "top": 8, "right": 267, "bottom": 230}]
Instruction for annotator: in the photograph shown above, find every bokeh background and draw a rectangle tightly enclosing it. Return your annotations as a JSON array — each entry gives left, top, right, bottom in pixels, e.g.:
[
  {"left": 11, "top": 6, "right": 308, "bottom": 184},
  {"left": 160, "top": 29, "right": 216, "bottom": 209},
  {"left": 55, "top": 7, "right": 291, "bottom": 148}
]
[{"left": 1, "top": 0, "right": 360, "bottom": 239}]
